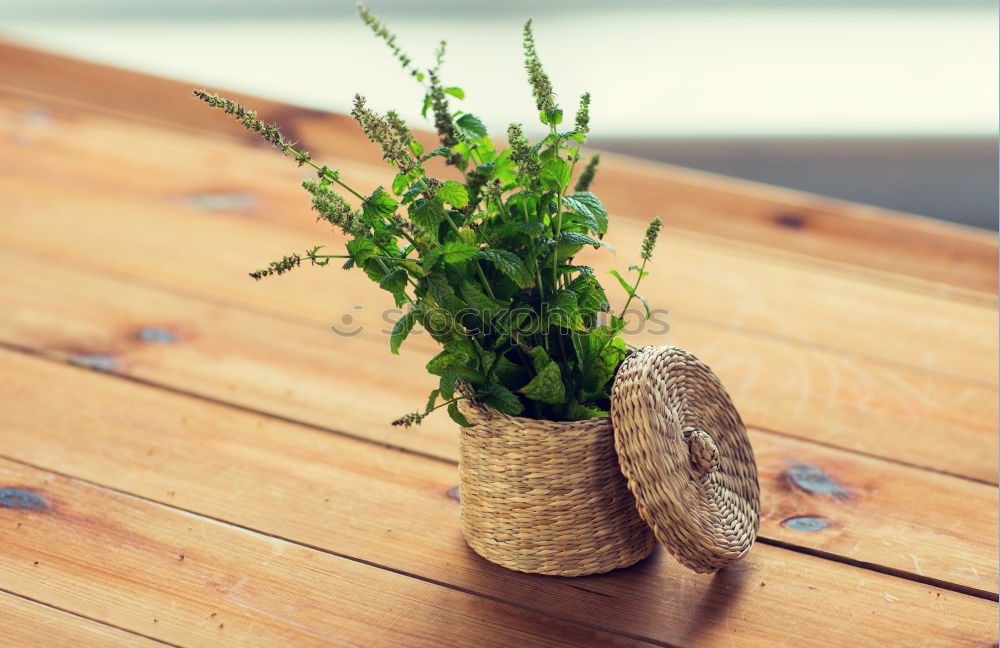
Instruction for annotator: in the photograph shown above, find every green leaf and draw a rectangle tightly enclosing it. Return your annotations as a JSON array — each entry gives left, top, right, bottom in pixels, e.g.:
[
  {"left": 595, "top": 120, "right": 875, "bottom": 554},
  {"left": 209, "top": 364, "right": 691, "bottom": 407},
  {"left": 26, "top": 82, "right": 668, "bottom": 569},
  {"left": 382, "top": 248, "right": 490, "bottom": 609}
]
[
  {"left": 362, "top": 260, "right": 390, "bottom": 285},
  {"left": 559, "top": 231, "right": 607, "bottom": 249},
  {"left": 633, "top": 292, "right": 652, "bottom": 318},
  {"left": 424, "top": 389, "right": 439, "bottom": 414},
  {"left": 408, "top": 139, "right": 424, "bottom": 156},
  {"left": 582, "top": 327, "right": 626, "bottom": 392},
  {"left": 558, "top": 130, "right": 586, "bottom": 143},
  {"left": 420, "top": 147, "right": 452, "bottom": 162},
  {"left": 397, "top": 258, "right": 424, "bottom": 275},
  {"left": 438, "top": 181, "right": 470, "bottom": 208},
  {"left": 505, "top": 191, "right": 539, "bottom": 220},
  {"left": 456, "top": 113, "right": 487, "bottom": 139},
  {"left": 538, "top": 142, "right": 558, "bottom": 163},
  {"left": 426, "top": 275, "right": 466, "bottom": 315},
  {"left": 421, "top": 93, "right": 432, "bottom": 118},
  {"left": 444, "top": 86, "right": 465, "bottom": 99},
  {"left": 566, "top": 192, "right": 608, "bottom": 234},
  {"left": 392, "top": 170, "right": 422, "bottom": 196},
  {"left": 459, "top": 281, "right": 502, "bottom": 318},
  {"left": 558, "top": 264, "right": 593, "bottom": 275},
  {"left": 448, "top": 401, "right": 472, "bottom": 427},
  {"left": 539, "top": 157, "right": 570, "bottom": 191},
  {"left": 609, "top": 269, "right": 635, "bottom": 296},
  {"left": 540, "top": 108, "right": 563, "bottom": 125},
  {"left": 562, "top": 194, "right": 605, "bottom": 235},
  {"left": 512, "top": 221, "right": 545, "bottom": 237},
  {"left": 519, "top": 361, "right": 566, "bottom": 405},
  {"left": 569, "top": 273, "right": 610, "bottom": 315},
  {"left": 559, "top": 206, "right": 600, "bottom": 234},
  {"left": 420, "top": 299, "right": 459, "bottom": 344},
  {"left": 362, "top": 187, "right": 398, "bottom": 222},
  {"left": 527, "top": 346, "right": 553, "bottom": 372},
  {"left": 493, "top": 354, "right": 529, "bottom": 389},
  {"left": 422, "top": 246, "right": 444, "bottom": 271},
  {"left": 401, "top": 185, "right": 424, "bottom": 205},
  {"left": 492, "top": 149, "right": 516, "bottom": 186},
  {"left": 346, "top": 238, "right": 377, "bottom": 266},
  {"left": 566, "top": 402, "right": 607, "bottom": 421},
  {"left": 547, "top": 290, "right": 582, "bottom": 330},
  {"left": 482, "top": 383, "right": 523, "bottom": 415},
  {"left": 440, "top": 240, "right": 479, "bottom": 264},
  {"left": 379, "top": 267, "right": 408, "bottom": 296},
  {"left": 426, "top": 339, "right": 479, "bottom": 378},
  {"left": 409, "top": 198, "right": 445, "bottom": 237},
  {"left": 392, "top": 173, "right": 409, "bottom": 196},
  {"left": 476, "top": 249, "right": 534, "bottom": 288},
  {"left": 439, "top": 368, "right": 457, "bottom": 401},
  {"left": 389, "top": 309, "right": 418, "bottom": 355}
]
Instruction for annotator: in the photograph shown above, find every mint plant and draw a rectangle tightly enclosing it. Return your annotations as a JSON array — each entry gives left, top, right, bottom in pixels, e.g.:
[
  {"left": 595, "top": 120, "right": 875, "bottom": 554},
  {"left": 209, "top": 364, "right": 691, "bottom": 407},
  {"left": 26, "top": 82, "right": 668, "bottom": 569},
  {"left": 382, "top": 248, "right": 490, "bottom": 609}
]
[{"left": 193, "top": 5, "right": 662, "bottom": 427}]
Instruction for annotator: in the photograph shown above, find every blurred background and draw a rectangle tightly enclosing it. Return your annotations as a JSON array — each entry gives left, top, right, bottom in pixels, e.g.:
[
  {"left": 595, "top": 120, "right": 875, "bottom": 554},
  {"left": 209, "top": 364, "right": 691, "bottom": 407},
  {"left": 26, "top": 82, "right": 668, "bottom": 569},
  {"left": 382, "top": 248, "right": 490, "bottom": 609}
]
[{"left": 1, "top": 0, "right": 996, "bottom": 228}]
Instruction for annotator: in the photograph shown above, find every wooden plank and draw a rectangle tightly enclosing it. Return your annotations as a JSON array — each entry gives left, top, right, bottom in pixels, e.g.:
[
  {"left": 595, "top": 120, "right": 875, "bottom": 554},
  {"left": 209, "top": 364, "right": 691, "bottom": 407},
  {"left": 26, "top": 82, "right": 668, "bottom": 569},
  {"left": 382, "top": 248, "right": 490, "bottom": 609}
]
[
  {"left": 0, "top": 311, "right": 992, "bottom": 594},
  {"left": 0, "top": 40, "right": 994, "bottom": 298},
  {"left": 0, "top": 101, "right": 996, "bottom": 389},
  {"left": 0, "top": 242, "right": 994, "bottom": 484},
  {"left": 593, "top": 152, "right": 998, "bottom": 300},
  {"left": 0, "top": 460, "right": 652, "bottom": 648},
  {"left": 0, "top": 591, "right": 167, "bottom": 648},
  {"left": 752, "top": 432, "right": 999, "bottom": 595},
  {"left": 1, "top": 348, "right": 996, "bottom": 643}
]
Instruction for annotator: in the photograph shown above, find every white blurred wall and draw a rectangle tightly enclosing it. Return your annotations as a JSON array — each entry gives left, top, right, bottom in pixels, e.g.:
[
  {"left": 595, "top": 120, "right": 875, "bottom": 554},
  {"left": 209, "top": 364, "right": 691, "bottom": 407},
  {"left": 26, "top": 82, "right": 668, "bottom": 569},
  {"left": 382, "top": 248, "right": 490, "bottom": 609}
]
[{"left": 0, "top": 0, "right": 995, "bottom": 138}]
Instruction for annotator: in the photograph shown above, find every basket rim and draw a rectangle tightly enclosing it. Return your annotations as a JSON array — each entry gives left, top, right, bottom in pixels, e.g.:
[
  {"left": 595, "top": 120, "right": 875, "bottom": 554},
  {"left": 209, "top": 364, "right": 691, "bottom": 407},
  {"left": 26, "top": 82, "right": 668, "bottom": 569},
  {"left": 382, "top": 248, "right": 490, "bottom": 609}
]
[{"left": 456, "top": 384, "right": 612, "bottom": 429}]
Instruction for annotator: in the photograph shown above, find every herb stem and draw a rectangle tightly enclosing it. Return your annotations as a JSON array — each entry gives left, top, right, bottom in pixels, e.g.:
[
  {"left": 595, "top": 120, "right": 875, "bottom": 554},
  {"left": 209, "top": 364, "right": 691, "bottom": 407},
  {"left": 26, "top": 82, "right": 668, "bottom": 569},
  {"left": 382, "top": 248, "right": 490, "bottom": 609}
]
[
  {"left": 550, "top": 126, "right": 566, "bottom": 292},
  {"left": 428, "top": 180, "right": 497, "bottom": 301},
  {"left": 304, "top": 162, "right": 363, "bottom": 201},
  {"left": 619, "top": 257, "right": 648, "bottom": 319}
]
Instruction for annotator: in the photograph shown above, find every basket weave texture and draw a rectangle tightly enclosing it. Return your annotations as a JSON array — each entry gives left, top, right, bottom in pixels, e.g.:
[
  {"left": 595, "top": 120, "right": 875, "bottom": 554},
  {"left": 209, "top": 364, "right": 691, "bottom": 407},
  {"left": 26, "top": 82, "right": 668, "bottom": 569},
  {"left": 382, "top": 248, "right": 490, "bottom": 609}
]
[
  {"left": 458, "top": 401, "right": 656, "bottom": 576},
  {"left": 611, "top": 345, "right": 760, "bottom": 573}
]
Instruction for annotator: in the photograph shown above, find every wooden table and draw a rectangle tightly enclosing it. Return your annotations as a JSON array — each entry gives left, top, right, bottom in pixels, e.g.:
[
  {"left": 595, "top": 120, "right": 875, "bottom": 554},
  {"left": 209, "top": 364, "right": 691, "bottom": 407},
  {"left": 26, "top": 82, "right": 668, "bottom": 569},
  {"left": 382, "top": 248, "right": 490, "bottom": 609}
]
[{"left": 1, "top": 42, "right": 997, "bottom": 647}]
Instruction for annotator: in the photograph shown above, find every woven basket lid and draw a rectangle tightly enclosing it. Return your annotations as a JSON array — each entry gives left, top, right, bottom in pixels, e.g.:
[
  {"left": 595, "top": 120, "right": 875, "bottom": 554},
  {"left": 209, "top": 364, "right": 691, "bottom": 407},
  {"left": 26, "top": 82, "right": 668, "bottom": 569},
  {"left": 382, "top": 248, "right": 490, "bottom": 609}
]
[{"left": 610, "top": 345, "right": 760, "bottom": 573}]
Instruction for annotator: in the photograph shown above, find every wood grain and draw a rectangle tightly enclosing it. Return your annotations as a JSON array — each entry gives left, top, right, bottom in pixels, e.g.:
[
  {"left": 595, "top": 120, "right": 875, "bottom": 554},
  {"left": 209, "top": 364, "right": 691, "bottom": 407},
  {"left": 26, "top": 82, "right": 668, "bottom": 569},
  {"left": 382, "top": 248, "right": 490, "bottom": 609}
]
[
  {"left": 0, "top": 242, "right": 994, "bottom": 484},
  {"left": 0, "top": 40, "right": 994, "bottom": 298},
  {"left": 0, "top": 460, "right": 652, "bottom": 648},
  {"left": 0, "top": 591, "right": 166, "bottom": 648},
  {"left": 2, "top": 39, "right": 998, "bottom": 646},
  {"left": 1, "top": 349, "right": 996, "bottom": 624},
  {"left": 0, "top": 99, "right": 996, "bottom": 390}
]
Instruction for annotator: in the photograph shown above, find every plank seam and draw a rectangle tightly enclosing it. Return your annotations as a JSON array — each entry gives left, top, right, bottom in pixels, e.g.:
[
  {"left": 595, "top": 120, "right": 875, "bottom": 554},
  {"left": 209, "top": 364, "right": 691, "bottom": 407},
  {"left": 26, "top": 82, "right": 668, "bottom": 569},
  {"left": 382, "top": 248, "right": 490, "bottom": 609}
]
[
  {"left": 2, "top": 236, "right": 994, "bottom": 391},
  {"left": 0, "top": 454, "right": 669, "bottom": 648},
  {"left": 0, "top": 79, "right": 994, "bottom": 305},
  {"left": 2, "top": 330, "right": 995, "bottom": 490},
  {"left": 1, "top": 346, "right": 995, "bottom": 602},
  {"left": 0, "top": 586, "right": 184, "bottom": 648},
  {"left": 757, "top": 539, "right": 999, "bottom": 602},
  {"left": 747, "top": 420, "right": 999, "bottom": 487}
]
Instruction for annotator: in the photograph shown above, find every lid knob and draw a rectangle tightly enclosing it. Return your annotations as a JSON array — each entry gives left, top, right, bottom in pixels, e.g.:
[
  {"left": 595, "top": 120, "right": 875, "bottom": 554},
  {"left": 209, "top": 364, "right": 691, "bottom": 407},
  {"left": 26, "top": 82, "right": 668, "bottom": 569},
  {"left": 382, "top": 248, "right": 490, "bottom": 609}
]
[{"left": 687, "top": 430, "right": 720, "bottom": 474}]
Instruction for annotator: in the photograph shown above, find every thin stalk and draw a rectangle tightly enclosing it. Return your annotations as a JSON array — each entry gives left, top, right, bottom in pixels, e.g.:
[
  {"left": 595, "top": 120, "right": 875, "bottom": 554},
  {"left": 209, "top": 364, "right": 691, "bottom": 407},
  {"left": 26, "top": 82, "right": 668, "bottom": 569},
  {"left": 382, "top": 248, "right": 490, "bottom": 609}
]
[
  {"left": 417, "top": 175, "right": 498, "bottom": 301},
  {"left": 310, "top": 162, "right": 366, "bottom": 202},
  {"left": 440, "top": 210, "right": 497, "bottom": 300},
  {"left": 548, "top": 125, "right": 566, "bottom": 291},
  {"left": 618, "top": 257, "right": 648, "bottom": 319}
]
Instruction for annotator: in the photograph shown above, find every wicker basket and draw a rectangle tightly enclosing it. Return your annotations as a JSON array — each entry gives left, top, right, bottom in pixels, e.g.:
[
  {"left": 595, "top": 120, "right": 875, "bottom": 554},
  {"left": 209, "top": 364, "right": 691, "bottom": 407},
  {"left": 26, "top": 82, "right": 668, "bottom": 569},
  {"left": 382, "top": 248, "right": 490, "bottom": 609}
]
[
  {"left": 456, "top": 345, "right": 759, "bottom": 577},
  {"left": 458, "top": 400, "right": 657, "bottom": 576}
]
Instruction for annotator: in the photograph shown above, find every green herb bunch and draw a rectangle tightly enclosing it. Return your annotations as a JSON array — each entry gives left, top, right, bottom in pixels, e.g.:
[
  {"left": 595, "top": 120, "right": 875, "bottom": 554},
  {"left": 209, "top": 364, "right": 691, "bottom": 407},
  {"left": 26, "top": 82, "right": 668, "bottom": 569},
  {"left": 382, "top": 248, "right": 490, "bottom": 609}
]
[{"left": 194, "top": 4, "right": 662, "bottom": 427}]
